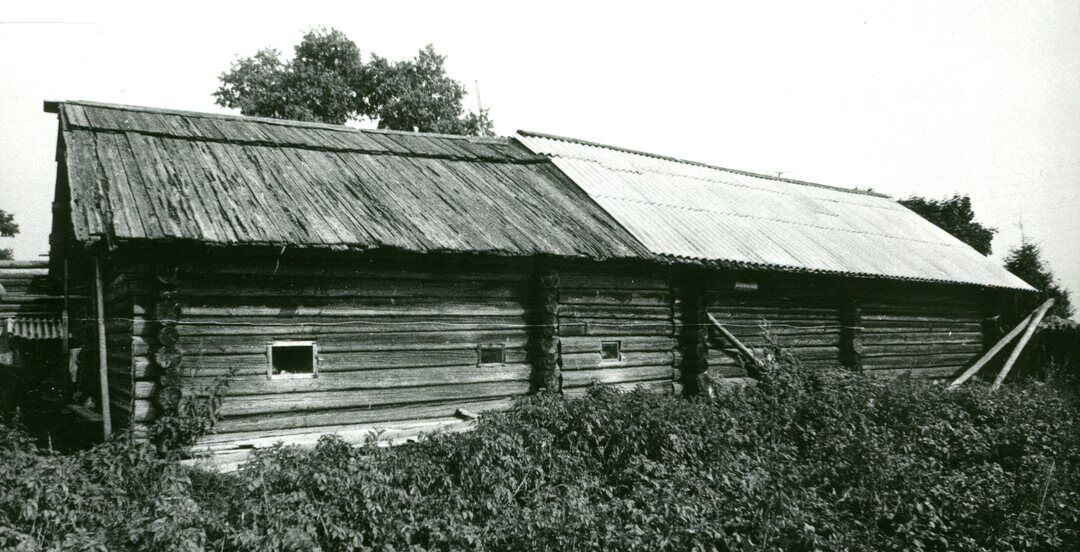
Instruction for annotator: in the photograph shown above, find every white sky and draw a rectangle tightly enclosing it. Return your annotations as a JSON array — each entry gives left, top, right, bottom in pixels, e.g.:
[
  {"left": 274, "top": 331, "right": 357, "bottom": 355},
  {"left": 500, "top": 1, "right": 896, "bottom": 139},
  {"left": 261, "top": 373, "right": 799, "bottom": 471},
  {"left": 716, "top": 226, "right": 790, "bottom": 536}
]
[{"left": 2, "top": 1, "right": 1078, "bottom": 305}]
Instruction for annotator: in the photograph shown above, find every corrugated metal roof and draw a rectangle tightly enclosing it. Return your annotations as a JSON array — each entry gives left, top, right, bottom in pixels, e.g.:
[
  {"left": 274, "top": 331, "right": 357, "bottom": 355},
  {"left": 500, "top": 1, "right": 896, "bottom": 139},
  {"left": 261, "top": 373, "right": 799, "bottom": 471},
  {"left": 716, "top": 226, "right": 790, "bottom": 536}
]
[
  {"left": 1, "top": 260, "right": 63, "bottom": 339},
  {"left": 49, "top": 101, "right": 648, "bottom": 261},
  {"left": 517, "top": 131, "right": 1033, "bottom": 291}
]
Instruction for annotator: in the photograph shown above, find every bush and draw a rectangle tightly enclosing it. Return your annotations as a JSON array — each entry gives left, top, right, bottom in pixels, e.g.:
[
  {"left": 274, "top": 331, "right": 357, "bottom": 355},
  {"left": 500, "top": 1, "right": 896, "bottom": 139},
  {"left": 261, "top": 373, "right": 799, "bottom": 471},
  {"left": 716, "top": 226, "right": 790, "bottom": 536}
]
[{"left": 1, "top": 360, "right": 1078, "bottom": 551}]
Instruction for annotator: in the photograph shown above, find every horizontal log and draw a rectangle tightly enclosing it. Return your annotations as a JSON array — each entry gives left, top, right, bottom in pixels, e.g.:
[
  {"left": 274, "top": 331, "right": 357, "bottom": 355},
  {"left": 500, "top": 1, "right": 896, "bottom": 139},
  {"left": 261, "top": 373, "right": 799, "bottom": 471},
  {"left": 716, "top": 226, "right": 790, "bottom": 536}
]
[
  {"left": 178, "top": 304, "right": 529, "bottom": 318},
  {"left": 858, "top": 331, "right": 982, "bottom": 343},
  {"left": 134, "top": 399, "right": 156, "bottom": 422},
  {"left": 167, "top": 316, "right": 529, "bottom": 337},
  {"left": 558, "top": 304, "right": 672, "bottom": 320},
  {"left": 861, "top": 342, "right": 983, "bottom": 357},
  {"left": 862, "top": 353, "right": 978, "bottom": 370},
  {"left": 172, "top": 275, "right": 526, "bottom": 300},
  {"left": 559, "top": 318, "right": 673, "bottom": 337},
  {"left": 218, "top": 380, "right": 532, "bottom": 417},
  {"left": 559, "top": 289, "right": 670, "bottom": 307},
  {"left": 562, "top": 379, "right": 671, "bottom": 397},
  {"left": 136, "top": 298, "right": 529, "bottom": 316},
  {"left": 558, "top": 272, "right": 669, "bottom": 290},
  {"left": 562, "top": 365, "right": 673, "bottom": 387},
  {"left": 215, "top": 397, "right": 519, "bottom": 434},
  {"left": 560, "top": 336, "right": 674, "bottom": 354},
  {"left": 176, "top": 261, "right": 533, "bottom": 284},
  {"left": 191, "top": 417, "right": 475, "bottom": 456},
  {"left": 139, "top": 330, "right": 531, "bottom": 356},
  {"left": 560, "top": 351, "right": 675, "bottom": 370},
  {"left": 184, "top": 364, "right": 532, "bottom": 396},
  {"left": 319, "top": 348, "right": 529, "bottom": 372}
]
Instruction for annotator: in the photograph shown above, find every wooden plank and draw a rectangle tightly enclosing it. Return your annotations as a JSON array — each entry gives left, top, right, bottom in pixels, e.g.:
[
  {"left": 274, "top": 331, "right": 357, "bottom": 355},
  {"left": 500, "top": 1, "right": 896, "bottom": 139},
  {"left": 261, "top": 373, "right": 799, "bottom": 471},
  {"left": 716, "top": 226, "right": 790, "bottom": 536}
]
[
  {"left": 171, "top": 330, "right": 530, "bottom": 355},
  {"left": 218, "top": 380, "right": 531, "bottom": 417},
  {"left": 562, "top": 365, "right": 673, "bottom": 387},
  {"left": 214, "top": 397, "right": 517, "bottom": 434},
  {"left": 178, "top": 304, "right": 531, "bottom": 317},
  {"left": 560, "top": 351, "right": 674, "bottom": 370},
  {"left": 169, "top": 316, "right": 528, "bottom": 337},
  {"left": 560, "top": 336, "right": 674, "bottom": 354},
  {"left": 184, "top": 364, "right": 532, "bottom": 396}
]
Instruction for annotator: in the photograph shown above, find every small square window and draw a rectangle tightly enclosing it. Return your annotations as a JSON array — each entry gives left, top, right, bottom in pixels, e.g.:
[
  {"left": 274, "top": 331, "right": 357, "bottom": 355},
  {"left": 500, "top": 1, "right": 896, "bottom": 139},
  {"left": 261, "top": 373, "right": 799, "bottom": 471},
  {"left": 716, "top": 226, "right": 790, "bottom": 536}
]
[
  {"left": 479, "top": 345, "right": 505, "bottom": 365},
  {"left": 268, "top": 341, "right": 317, "bottom": 378},
  {"left": 601, "top": 341, "right": 621, "bottom": 361}
]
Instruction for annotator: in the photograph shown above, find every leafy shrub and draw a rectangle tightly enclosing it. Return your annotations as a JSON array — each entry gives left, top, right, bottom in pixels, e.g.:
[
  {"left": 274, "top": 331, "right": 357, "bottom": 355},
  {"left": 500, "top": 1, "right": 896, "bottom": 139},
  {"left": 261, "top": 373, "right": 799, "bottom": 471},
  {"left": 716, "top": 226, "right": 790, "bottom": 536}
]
[{"left": 1, "top": 358, "right": 1078, "bottom": 550}]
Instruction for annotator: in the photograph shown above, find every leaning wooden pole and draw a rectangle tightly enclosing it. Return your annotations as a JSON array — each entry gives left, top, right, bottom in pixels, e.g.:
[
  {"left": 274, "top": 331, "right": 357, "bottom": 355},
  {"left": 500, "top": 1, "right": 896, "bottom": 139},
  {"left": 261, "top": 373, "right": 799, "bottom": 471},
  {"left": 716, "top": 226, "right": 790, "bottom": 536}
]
[
  {"left": 990, "top": 298, "right": 1055, "bottom": 391},
  {"left": 949, "top": 302, "right": 1045, "bottom": 388},
  {"left": 94, "top": 257, "right": 112, "bottom": 438},
  {"left": 707, "top": 313, "right": 763, "bottom": 368}
]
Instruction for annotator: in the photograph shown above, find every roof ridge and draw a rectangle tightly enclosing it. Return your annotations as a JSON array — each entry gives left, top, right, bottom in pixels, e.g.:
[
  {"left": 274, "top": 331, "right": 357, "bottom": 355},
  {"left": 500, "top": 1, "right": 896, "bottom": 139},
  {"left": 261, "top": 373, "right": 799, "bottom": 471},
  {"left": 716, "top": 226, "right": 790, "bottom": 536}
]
[
  {"left": 516, "top": 130, "right": 892, "bottom": 199},
  {"left": 45, "top": 100, "right": 512, "bottom": 144}
]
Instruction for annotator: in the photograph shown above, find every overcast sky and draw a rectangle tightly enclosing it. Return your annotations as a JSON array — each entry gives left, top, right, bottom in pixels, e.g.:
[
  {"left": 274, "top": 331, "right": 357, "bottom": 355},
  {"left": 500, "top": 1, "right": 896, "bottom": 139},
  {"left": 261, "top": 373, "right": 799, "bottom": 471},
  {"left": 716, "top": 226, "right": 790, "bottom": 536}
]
[{"left": 2, "top": 1, "right": 1078, "bottom": 306}]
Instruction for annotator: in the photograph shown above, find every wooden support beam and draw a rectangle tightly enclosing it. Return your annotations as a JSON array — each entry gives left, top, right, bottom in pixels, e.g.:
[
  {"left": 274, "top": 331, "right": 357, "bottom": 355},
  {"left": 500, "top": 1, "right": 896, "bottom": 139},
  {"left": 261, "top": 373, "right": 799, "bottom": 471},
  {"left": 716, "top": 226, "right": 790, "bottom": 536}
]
[
  {"left": 62, "top": 259, "right": 69, "bottom": 367},
  {"left": 990, "top": 299, "right": 1054, "bottom": 391},
  {"left": 94, "top": 257, "right": 112, "bottom": 438},
  {"left": 949, "top": 298, "right": 1053, "bottom": 388},
  {"left": 707, "top": 313, "right": 762, "bottom": 368}
]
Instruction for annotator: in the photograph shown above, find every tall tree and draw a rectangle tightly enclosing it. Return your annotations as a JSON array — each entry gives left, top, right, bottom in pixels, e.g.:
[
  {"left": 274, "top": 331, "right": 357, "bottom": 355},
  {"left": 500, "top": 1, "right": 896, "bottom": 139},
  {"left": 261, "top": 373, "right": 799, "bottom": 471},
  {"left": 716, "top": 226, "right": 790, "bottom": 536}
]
[
  {"left": 1004, "top": 239, "right": 1074, "bottom": 319},
  {"left": 0, "top": 208, "right": 18, "bottom": 261},
  {"left": 899, "top": 194, "right": 996, "bottom": 255},
  {"left": 214, "top": 29, "right": 491, "bottom": 135}
]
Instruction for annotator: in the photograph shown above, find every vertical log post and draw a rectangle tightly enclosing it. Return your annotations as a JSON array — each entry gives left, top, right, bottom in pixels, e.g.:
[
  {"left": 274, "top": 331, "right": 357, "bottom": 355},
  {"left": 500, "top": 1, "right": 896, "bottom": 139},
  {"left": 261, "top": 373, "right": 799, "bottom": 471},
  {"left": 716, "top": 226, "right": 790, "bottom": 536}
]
[
  {"left": 152, "top": 265, "right": 183, "bottom": 419},
  {"left": 533, "top": 268, "right": 561, "bottom": 392},
  {"left": 62, "top": 258, "right": 69, "bottom": 361},
  {"left": 839, "top": 292, "right": 863, "bottom": 371},
  {"left": 677, "top": 283, "right": 710, "bottom": 396},
  {"left": 93, "top": 257, "right": 112, "bottom": 438}
]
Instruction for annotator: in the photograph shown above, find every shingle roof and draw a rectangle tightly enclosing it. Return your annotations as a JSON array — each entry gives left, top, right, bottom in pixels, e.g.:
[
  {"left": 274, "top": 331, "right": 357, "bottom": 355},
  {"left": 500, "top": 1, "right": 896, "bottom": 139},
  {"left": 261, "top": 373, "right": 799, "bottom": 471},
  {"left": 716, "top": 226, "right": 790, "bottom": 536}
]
[
  {"left": 47, "top": 101, "right": 648, "bottom": 261},
  {"left": 517, "top": 131, "right": 1034, "bottom": 291}
]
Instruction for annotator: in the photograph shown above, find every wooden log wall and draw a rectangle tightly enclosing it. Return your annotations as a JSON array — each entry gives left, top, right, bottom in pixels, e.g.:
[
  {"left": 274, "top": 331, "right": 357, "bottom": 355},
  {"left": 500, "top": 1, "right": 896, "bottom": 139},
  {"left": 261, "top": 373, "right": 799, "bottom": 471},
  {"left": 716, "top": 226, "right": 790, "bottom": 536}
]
[
  {"left": 858, "top": 283, "right": 986, "bottom": 378},
  {"left": 100, "top": 263, "right": 136, "bottom": 432},
  {"left": 556, "top": 267, "right": 677, "bottom": 396},
  {"left": 122, "top": 256, "right": 537, "bottom": 447},
  {"left": 694, "top": 276, "right": 844, "bottom": 377}
]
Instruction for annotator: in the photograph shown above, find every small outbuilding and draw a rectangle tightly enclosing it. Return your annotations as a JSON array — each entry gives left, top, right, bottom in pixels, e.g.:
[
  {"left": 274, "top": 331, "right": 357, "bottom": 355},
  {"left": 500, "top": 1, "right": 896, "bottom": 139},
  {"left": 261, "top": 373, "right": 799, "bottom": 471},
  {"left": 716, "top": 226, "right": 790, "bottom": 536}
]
[{"left": 40, "top": 101, "right": 1033, "bottom": 458}]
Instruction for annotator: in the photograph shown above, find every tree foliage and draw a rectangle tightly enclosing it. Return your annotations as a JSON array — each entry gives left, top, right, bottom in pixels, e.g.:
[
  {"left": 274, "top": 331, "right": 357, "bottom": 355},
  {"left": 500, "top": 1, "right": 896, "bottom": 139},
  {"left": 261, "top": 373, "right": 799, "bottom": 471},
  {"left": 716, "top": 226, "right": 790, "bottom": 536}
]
[
  {"left": 214, "top": 29, "right": 492, "bottom": 135},
  {"left": 0, "top": 208, "right": 17, "bottom": 261},
  {"left": 1005, "top": 239, "right": 1074, "bottom": 319},
  {"left": 899, "top": 194, "right": 996, "bottom": 255}
]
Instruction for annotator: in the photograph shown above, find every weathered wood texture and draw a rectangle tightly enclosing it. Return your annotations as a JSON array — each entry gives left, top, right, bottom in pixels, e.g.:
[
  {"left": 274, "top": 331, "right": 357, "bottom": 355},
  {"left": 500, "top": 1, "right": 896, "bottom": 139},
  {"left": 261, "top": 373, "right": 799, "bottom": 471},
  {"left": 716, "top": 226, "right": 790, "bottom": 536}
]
[
  {"left": 140, "top": 256, "right": 539, "bottom": 445},
  {"left": 100, "top": 265, "right": 135, "bottom": 431},
  {"left": 556, "top": 267, "right": 676, "bottom": 392},
  {"left": 689, "top": 276, "right": 844, "bottom": 378},
  {"left": 858, "top": 283, "right": 986, "bottom": 377}
]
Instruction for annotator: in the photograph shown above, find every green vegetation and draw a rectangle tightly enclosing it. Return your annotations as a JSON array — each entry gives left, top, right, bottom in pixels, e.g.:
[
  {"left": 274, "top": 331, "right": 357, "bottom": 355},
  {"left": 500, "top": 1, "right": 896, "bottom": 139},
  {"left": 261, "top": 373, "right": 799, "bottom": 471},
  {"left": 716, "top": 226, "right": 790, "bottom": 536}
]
[
  {"left": 215, "top": 28, "right": 492, "bottom": 135},
  {"left": 1006, "top": 239, "right": 1074, "bottom": 319},
  {"left": 899, "top": 194, "right": 996, "bottom": 256},
  {"left": 2, "top": 360, "right": 1078, "bottom": 550},
  {"left": 0, "top": 208, "right": 17, "bottom": 260}
]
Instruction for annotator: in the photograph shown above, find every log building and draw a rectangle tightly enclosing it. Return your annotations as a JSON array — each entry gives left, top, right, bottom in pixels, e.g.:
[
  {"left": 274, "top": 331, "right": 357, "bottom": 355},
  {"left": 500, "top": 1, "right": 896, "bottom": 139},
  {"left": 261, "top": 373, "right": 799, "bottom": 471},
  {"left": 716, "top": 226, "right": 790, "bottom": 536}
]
[{"left": 40, "top": 101, "right": 1032, "bottom": 458}]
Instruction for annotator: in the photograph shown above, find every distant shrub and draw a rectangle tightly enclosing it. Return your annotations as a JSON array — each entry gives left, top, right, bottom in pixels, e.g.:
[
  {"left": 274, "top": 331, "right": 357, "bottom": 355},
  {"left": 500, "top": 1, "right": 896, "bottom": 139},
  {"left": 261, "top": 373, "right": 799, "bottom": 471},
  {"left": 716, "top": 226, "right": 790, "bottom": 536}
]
[{"left": 1, "top": 358, "right": 1079, "bottom": 550}]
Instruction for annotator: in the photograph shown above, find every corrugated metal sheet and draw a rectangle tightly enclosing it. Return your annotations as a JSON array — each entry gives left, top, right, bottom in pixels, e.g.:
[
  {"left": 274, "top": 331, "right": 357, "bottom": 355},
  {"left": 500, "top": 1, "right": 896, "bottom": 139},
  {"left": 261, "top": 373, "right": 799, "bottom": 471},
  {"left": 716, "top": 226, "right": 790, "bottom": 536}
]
[
  {"left": 517, "top": 131, "right": 1033, "bottom": 291},
  {"left": 52, "top": 101, "right": 648, "bottom": 261},
  {"left": 2, "top": 318, "right": 65, "bottom": 340},
  {"left": 0, "top": 260, "right": 63, "bottom": 340}
]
